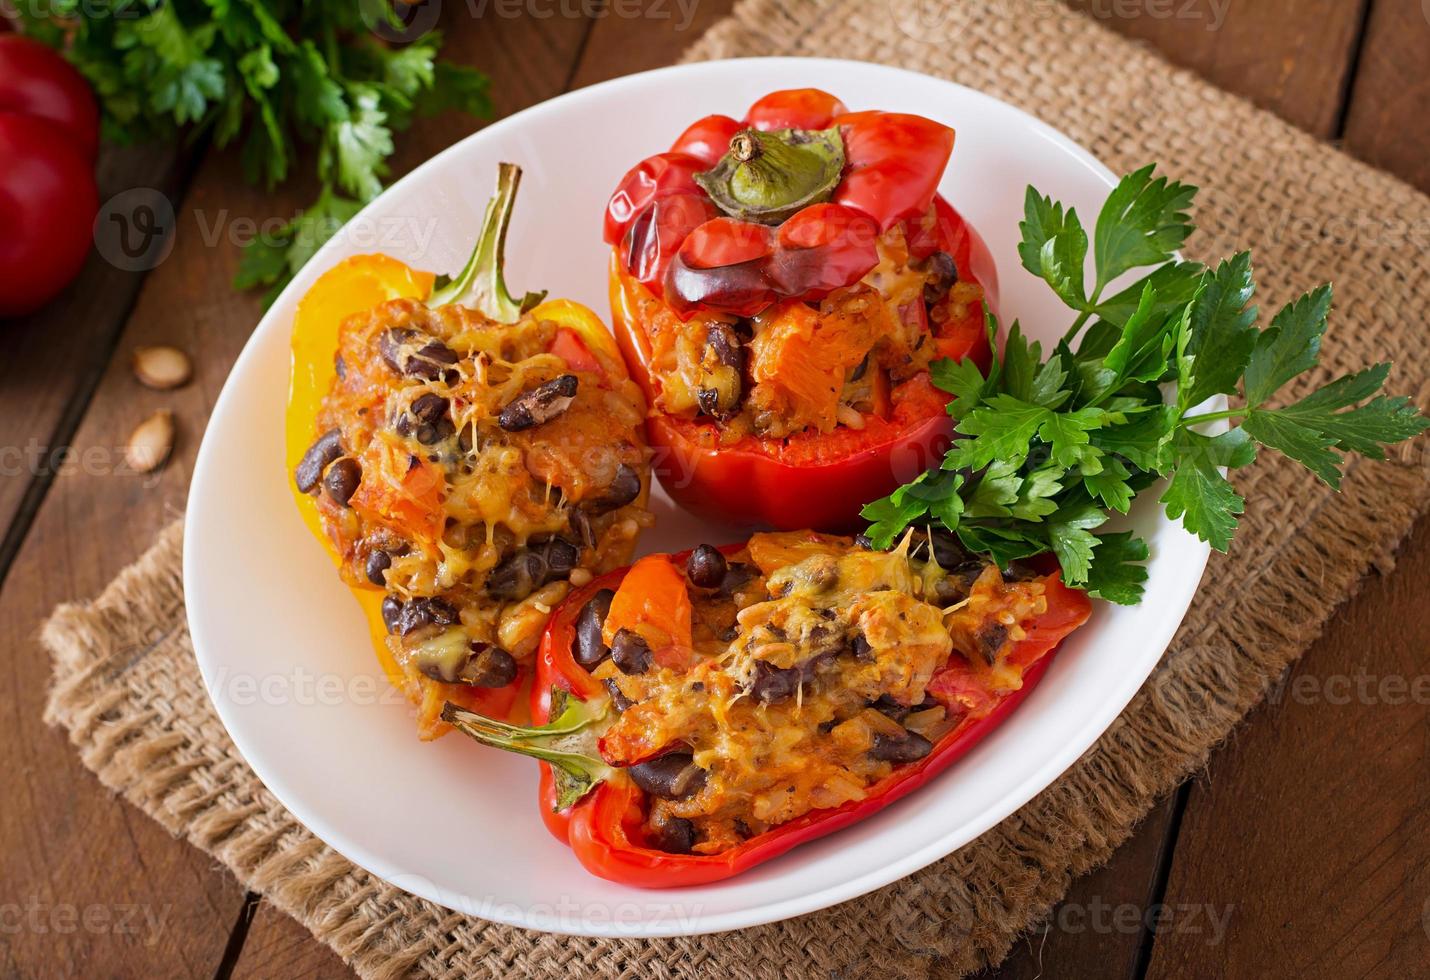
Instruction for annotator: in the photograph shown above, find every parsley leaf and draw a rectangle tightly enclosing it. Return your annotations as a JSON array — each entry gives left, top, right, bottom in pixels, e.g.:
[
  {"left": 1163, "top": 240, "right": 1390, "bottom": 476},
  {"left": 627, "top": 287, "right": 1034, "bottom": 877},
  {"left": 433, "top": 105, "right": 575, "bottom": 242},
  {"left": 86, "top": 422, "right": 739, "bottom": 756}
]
[
  {"left": 1082, "top": 532, "right": 1150, "bottom": 604},
  {"left": 1242, "top": 285, "right": 1332, "bottom": 407},
  {"left": 1182, "top": 252, "right": 1258, "bottom": 407},
  {"left": 1160, "top": 428, "right": 1256, "bottom": 550},
  {"left": 863, "top": 164, "right": 1427, "bottom": 605},
  {"left": 19, "top": 1, "right": 492, "bottom": 303},
  {"left": 1018, "top": 188, "right": 1089, "bottom": 310},
  {"left": 1092, "top": 164, "right": 1196, "bottom": 291}
]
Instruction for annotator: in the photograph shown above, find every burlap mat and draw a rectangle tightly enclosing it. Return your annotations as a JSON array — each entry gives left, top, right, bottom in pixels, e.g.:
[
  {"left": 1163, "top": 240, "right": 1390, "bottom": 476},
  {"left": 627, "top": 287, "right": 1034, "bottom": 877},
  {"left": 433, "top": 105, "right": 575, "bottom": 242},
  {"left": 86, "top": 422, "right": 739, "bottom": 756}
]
[{"left": 41, "top": 1, "right": 1430, "bottom": 976}]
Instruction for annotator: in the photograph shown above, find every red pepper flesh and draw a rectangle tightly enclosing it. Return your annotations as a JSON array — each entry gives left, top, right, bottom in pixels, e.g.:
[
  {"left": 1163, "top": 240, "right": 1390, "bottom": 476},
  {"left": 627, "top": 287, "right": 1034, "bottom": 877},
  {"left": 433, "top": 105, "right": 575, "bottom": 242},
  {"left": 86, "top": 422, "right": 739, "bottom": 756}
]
[{"left": 530, "top": 551, "right": 1092, "bottom": 887}]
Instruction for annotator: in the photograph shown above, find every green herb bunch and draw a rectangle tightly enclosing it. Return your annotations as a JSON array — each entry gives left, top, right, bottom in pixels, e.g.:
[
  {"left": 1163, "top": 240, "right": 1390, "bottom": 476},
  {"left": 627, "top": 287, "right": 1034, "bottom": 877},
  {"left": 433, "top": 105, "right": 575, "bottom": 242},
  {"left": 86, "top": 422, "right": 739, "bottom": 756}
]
[
  {"left": 18, "top": 0, "right": 491, "bottom": 302},
  {"left": 863, "top": 165, "right": 1429, "bottom": 604}
]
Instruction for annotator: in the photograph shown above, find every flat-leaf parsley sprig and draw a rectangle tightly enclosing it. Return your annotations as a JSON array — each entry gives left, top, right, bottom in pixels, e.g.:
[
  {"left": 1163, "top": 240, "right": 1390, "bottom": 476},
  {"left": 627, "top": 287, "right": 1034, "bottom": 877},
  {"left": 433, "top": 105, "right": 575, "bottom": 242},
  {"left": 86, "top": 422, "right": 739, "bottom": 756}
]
[{"left": 862, "top": 165, "right": 1428, "bottom": 605}]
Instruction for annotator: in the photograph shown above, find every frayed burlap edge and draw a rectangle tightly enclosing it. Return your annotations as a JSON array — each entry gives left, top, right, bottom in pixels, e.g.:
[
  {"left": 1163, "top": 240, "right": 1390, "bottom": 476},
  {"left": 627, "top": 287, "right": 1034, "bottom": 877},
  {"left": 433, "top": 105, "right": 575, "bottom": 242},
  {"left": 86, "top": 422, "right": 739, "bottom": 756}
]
[{"left": 42, "top": 1, "right": 1430, "bottom": 977}]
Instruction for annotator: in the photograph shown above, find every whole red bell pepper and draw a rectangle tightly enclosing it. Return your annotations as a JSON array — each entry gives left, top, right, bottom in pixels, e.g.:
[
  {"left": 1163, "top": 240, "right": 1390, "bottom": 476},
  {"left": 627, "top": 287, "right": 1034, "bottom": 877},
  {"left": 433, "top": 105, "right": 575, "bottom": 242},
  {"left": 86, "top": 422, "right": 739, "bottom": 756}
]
[
  {"left": 605, "top": 89, "right": 999, "bottom": 531},
  {"left": 442, "top": 544, "right": 1092, "bottom": 888},
  {"left": 610, "top": 190, "right": 997, "bottom": 531}
]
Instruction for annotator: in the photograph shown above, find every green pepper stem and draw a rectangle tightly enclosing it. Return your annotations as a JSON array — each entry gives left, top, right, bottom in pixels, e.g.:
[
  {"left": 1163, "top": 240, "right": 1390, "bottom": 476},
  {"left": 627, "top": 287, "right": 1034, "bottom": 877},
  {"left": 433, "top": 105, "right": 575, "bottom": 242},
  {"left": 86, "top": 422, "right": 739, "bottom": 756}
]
[
  {"left": 696, "top": 126, "right": 845, "bottom": 225},
  {"left": 441, "top": 687, "right": 613, "bottom": 810},
  {"left": 427, "top": 162, "right": 548, "bottom": 321}
]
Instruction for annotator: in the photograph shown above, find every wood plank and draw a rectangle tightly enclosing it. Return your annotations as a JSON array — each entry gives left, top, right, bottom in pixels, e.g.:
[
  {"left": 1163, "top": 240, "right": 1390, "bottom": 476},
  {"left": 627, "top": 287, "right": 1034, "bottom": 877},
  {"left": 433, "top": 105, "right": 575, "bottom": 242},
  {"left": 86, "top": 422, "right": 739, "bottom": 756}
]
[
  {"left": 1341, "top": 0, "right": 1430, "bottom": 193},
  {"left": 228, "top": 902, "right": 350, "bottom": 980},
  {"left": 968, "top": 798, "right": 1181, "bottom": 979},
  {"left": 1145, "top": 518, "right": 1430, "bottom": 978},
  {"left": 0, "top": 143, "right": 192, "bottom": 574},
  {"left": 567, "top": 0, "right": 736, "bottom": 90},
  {"left": 1066, "top": 0, "right": 1368, "bottom": 137}
]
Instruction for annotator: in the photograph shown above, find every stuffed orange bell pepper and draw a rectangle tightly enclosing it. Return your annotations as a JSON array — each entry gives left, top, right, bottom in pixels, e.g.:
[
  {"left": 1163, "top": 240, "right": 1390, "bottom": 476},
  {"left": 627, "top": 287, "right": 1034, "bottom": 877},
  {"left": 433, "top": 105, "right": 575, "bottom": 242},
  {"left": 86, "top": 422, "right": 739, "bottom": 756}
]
[
  {"left": 287, "top": 164, "right": 653, "bottom": 739},
  {"left": 444, "top": 528, "right": 1090, "bottom": 886},
  {"left": 605, "top": 89, "right": 999, "bottom": 531}
]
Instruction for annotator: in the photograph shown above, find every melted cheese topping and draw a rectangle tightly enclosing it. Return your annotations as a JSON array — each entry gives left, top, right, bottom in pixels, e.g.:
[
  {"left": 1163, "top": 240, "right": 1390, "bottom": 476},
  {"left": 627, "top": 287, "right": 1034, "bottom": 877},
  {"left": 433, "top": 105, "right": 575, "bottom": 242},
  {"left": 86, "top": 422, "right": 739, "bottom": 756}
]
[
  {"left": 310, "top": 298, "right": 651, "bottom": 737},
  {"left": 594, "top": 533, "right": 1049, "bottom": 854}
]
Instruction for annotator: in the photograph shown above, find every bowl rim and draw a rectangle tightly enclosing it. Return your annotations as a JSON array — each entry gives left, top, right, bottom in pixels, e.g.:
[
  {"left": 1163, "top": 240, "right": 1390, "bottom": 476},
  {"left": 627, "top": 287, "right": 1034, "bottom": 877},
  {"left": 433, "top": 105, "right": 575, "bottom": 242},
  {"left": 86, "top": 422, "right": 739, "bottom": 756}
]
[{"left": 183, "top": 55, "right": 1212, "bottom": 938}]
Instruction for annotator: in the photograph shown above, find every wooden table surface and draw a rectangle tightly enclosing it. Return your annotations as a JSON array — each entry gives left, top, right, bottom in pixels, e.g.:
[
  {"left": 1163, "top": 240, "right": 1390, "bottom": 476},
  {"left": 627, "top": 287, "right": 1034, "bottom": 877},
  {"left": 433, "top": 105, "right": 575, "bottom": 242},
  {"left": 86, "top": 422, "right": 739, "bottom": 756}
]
[{"left": 2, "top": 2, "right": 1427, "bottom": 977}]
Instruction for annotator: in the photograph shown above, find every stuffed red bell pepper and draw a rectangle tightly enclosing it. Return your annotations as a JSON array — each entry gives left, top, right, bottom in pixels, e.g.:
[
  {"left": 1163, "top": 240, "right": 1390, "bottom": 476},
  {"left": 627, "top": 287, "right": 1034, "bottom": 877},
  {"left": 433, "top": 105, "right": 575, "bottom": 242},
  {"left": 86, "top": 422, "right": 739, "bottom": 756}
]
[
  {"left": 604, "top": 88, "right": 999, "bottom": 530},
  {"left": 442, "top": 528, "right": 1090, "bottom": 887},
  {"left": 287, "top": 164, "right": 653, "bottom": 739}
]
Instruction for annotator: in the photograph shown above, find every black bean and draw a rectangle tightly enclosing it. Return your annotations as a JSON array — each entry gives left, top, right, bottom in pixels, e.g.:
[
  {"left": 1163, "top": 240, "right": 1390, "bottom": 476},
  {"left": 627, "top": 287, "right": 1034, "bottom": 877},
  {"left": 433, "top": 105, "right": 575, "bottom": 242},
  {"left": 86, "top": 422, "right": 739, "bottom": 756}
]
[
  {"left": 460, "top": 644, "right": 518, "bottom": 687},
  {"left": 498, "top": 374, "right": 578, "bottom": 431},
  {"left": 870, "top": 730, "right": 933, "bottom": 764},
  {"left": 394, "top": 597, "right": 459, "bottom": 636},
  {"left": 415, "top": 417, "right": 456, "bottom": 446},
  {"left": 323, "top": 457, "right": 362, "bottom": 506},
  {"left": 707, "top": 322, "right": 744, "bottom": 370},
  {"left": 543, "top": 537, "right": 580, "bottom": 576},
  {"left": 378, "top": 328, "right": 412, "bottom": 374},
  {"left": 975, "top": 622, "right": 1009, "bottom": 665},
  {"left": 627, "top": 752, "right": 706, "bottom": 799},
  {"left": 334, "top": 354, "right": 346, "bottom": 379},
  {"left": 568, "top": 507, "right": 596, "bottom": 549},
  {"left": 610, "top": 628, "right": 651, "bottom": 675},
  {"left": 410, "top": 392, "right": 449, "bottom": 424},
  {"left": 685, "top": 544, "right": 728, "bottom": 589},
  {"left": 853, "top": 533, "right": 875, "bottom": 551},
  {"left": 695, "top": 322, "right": 745, "bottom": 419},
  {"left": 574, "top": 588, "right": 615, "bottom": 668},
  {"left": 751, "top": 660, "right": 800, "bottom": 704},
  {"left": 921, "top": 250, "right": 959, "bottom": 306},
  {"left": 379, "top": 329, "right": 458, "bottom": 381},
  {"left": 1002, "top": 560, "right": 1040, "bottom": 583},
  {"left": 849, "top": 632, "right": 873, "bottom": 661},
  {"left": 365, "top": 550, "right": 392, "bottom": 586},
  {"left": 650, "top": 816, "right": 697, "bottom": 855},
  {"left": 588, "top": 463, "right": 642, "bottom": 515},
  {"left": 486, "top": 550, "right": 547, "bottom": 601},
  {"left": 603, "top": 677, "right": 634, "bottom": 713},
  {"left": 294, "top": 428, "right": 343, "bottom": 493},
  {"left": 412, "top": 340, "right": 459, "bottom": 380},
  {"left": 867, "top": 693, "right": 910, "bottom": 722},
  {"left": 381, "top": 595, "right": 404, "bottom": 634}
]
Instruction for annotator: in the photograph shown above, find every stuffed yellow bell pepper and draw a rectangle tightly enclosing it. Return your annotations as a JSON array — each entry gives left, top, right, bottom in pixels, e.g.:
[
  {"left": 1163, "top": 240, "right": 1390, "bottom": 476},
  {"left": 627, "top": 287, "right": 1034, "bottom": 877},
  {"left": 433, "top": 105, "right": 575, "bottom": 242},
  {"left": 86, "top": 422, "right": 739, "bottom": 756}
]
[{"left": 286, "top": 164, "right": 652, "bottom": 739}]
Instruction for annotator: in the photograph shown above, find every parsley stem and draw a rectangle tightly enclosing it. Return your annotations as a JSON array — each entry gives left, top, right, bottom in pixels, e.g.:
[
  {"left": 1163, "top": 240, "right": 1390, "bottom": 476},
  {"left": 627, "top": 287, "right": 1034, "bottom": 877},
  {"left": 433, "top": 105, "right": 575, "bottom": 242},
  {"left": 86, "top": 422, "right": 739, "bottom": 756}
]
[
  {"left": 1061, "top": 287, "right": 1103, "bottom": 345},
  {"left": 1178, "top": 408, "right": 1244, "bottom": 427},
  {"left": 1062, "top": 311, "right": 1091, "bottom": 345}
]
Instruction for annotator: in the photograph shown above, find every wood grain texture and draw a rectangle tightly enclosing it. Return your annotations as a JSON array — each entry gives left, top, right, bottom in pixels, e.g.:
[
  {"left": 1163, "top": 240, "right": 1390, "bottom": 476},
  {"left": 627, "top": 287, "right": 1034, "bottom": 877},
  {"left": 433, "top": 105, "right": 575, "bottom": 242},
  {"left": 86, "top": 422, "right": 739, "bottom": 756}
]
[
  {"left": 1066, "top": 0, "right": 1368, "bottom": 137},
  {"left": 1146, "top": 517, "right": 1430, "bottom": 978},
  {"left": 228, "top": 902, "right": 350, "bottom": 980},
  {"left": 0, "top": 143, "right": 192, "bottom": 576},
  {"left": 970, "top": 798, "right": 1181, "bottom": 979},
  {"left": 568, "top": 0, "right": 736, "bottom": 90},
  {"left": 1342, "top": 0, "right": 1430, "bottom": 193}
]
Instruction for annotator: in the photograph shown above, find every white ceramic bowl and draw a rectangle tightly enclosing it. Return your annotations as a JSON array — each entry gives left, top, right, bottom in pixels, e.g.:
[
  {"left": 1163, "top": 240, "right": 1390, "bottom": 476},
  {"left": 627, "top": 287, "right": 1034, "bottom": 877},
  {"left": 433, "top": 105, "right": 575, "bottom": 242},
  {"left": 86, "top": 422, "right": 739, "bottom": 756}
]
[{"left": 185, "top": 57, "right": 1209, "bottom": 938}]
